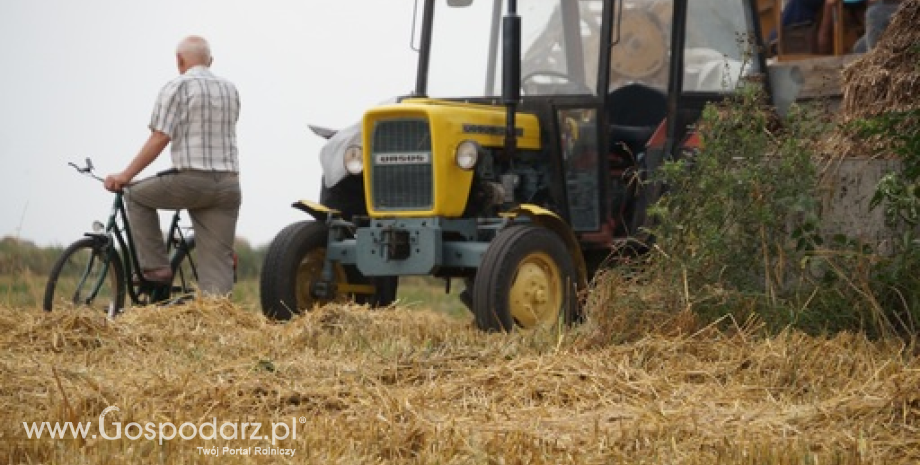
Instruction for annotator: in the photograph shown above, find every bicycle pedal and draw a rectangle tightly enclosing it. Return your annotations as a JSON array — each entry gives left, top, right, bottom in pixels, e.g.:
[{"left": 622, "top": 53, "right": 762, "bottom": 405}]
[
  {"left": 141, "top": 284, "right": 173, "bottom": 304},
  {"left": 160, "top": 294, "right": 196, "bottom": 307}
]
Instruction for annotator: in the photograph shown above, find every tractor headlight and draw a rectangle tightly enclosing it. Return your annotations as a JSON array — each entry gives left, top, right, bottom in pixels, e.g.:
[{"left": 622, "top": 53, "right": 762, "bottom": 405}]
[
  {"left": 92, "top": 221, "right": 105, "bottom": 233},
  {"left": 455, "top": 140, "right": 480, "bottom": 171},
  {"left": 343, "top": 145, "right": 363, "bottom": 175}
]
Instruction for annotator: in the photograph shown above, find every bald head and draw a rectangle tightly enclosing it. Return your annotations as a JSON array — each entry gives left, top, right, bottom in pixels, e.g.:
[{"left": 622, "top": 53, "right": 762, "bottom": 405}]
[{"left": 176, "top": 35, "right": 213, "bottom": 73}]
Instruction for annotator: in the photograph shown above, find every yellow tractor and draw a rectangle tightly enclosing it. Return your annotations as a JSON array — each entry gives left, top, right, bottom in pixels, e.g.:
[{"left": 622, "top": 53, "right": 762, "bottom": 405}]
[{"left": 260, "top": 0, "right": 773, "bottom": 331}]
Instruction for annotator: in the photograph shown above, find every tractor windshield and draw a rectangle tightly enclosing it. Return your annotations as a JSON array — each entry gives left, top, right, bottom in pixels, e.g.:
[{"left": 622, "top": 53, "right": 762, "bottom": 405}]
[
  {"left": 684, "top": 0, "right": 763, "bottom": 93},
  {"left": 427, "top": 0, "right": 603, "bottom": 98},
  {"left": 604, "top": 0, "right": 762, "bottom": 94},
  {"left": 424, "top": 0, "right": 761, "bottom": 99}
]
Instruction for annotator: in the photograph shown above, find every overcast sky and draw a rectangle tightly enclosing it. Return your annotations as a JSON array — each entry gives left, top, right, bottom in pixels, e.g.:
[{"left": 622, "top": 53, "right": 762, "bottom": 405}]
[{"left": 0, "top": 0, "right": 419, "bottom": 247}]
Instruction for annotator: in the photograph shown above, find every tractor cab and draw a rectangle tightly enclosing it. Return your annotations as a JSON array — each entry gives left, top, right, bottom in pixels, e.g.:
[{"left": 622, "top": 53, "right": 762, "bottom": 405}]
[{"left": 413, "top": 0, "right": 769, "bottom": 250}]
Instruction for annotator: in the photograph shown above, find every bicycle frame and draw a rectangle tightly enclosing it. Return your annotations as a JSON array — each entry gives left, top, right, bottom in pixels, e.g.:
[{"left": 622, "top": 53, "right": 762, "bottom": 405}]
[{"left": 68, "top": 160, "right": 197, "bottom": 307}]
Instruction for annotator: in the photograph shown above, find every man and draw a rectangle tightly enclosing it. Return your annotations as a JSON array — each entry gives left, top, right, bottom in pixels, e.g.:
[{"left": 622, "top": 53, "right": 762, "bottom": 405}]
[
  {"left": 850, "top": 0, "right": 903, "bottom": 52},
  {"left": 104, "top": 35, "right": 242, "bottom": 296},
  {"left": 764, "top": 0, "right": 824, "bottom": 54},
  {"left": 766, "top": 0, "right": 864, "bottom": 56}
]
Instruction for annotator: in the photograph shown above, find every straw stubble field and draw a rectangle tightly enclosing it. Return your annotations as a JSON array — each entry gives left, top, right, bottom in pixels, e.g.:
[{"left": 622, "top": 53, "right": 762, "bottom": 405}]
[{"left": 2, "top": 291, "right": 919, "bottom": 464}]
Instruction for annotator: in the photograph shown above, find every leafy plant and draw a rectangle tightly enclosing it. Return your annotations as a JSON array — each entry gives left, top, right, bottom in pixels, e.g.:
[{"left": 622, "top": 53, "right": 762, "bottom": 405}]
[
  {"left": 862, "top": 109, "right": 920, "bottom": 226},
  {"left": 854, "top": 108, "right": 920, "bottom": 335},
  {"left": 595, "top": 81, "right": 920, "bottom": 338},
  {"left": 642, "top": 83, "right": 827, "bottom": 330}
]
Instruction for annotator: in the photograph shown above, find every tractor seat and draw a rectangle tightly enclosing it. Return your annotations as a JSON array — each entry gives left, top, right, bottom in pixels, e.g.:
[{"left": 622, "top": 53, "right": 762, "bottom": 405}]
[
  {"left": 610, "top": 124, "right": 657, "bottom": 154},
  {"left": 606, "top": 83, "right": 668, "bottom": 164}
]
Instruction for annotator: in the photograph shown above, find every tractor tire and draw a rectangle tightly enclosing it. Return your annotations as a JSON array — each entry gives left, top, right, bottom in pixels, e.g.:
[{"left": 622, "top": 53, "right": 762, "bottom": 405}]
[
  {"left": 624, "top": 157, "right": 658, "bottom": 255},
  {"left": 471, "top": 224, "right": 580, "bottom": 332},
  {"left": 260, "top": 221, "right": 396, "bottom": 321}
]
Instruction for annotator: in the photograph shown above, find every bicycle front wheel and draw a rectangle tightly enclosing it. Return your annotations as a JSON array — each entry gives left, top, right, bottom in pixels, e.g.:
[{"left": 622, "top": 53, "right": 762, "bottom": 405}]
[{"left": 43, "top": 237, "right": 126, "bottom": 314}]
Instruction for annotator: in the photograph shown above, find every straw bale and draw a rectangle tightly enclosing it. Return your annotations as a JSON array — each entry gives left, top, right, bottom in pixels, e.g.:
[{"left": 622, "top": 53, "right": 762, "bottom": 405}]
[
  {"left": 2, "top": 299, "right": 920, "bottom": 464},
  {"left": 828, "top": 0, "right": 920, "bottom": 158},
  {"left": 840, "top": 0, "right": 920, "bottom": 121}
]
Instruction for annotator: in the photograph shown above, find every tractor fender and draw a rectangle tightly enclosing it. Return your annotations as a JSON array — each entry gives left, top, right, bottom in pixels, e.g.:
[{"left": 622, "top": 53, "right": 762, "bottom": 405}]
[
  {"left": 502, "top": 204, "right": 588, "bottom": 289},
  {"left": 291, "top": 200, "right": 341, "bottom": 222}
]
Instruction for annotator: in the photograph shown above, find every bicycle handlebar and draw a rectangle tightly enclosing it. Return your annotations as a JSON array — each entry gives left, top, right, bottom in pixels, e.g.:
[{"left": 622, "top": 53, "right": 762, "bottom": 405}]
[{"left": 69, "top": 158, "right": 104, "bottom": 183}]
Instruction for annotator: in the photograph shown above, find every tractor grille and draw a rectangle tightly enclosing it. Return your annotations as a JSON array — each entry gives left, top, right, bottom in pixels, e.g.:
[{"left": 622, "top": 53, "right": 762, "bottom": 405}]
[{"left": 370, "top": 118, "right": 434, "bottom": 211}]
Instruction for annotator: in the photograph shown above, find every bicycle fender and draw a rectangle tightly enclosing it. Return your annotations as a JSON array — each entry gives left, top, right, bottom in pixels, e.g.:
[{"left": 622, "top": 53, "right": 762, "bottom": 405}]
[{"left": 83, "top": 232, "right": 113, "bottom": 249}]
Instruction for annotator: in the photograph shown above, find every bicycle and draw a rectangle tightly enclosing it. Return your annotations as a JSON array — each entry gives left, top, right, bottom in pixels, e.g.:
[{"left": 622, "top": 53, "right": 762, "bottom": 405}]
[{"left": 43, "top": 158, "right": 200, "bottom": 316}]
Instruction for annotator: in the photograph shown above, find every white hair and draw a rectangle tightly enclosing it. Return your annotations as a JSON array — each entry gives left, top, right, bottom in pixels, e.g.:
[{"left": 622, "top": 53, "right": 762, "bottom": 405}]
[{"left": 176, "top": 36, "right": 212, "bottom": 64}]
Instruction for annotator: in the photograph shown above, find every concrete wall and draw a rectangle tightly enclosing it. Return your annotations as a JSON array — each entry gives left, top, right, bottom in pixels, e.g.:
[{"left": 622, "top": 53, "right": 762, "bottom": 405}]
[{"left": 818, "top": 157, "right": 903, "bottom": 254}]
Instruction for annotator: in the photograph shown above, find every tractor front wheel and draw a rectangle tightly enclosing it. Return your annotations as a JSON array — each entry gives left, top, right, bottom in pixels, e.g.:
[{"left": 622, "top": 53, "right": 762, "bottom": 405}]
[
  {"left": 260, "top": 221, "right": 396, "bottom": 320},
  {"left": 471, "top": 224, "right": 580, "bottom": 332}
]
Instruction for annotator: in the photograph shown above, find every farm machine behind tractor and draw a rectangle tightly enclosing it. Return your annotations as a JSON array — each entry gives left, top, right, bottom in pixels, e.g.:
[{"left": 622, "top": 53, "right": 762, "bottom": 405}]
[{"left": 260, "top": 0, "right": 771, "bottom": 331}]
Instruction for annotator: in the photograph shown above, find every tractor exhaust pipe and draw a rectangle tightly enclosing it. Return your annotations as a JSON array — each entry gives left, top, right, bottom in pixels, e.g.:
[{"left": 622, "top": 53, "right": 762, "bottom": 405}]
[{"left": 502, "top": 0, "right": 521, "bottom": 159}]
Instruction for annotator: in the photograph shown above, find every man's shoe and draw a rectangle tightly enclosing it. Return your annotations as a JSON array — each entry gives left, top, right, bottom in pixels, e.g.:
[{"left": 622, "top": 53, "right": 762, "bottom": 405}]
[{"left": 133, "top": 267, "right": 173, "bottom": 285}]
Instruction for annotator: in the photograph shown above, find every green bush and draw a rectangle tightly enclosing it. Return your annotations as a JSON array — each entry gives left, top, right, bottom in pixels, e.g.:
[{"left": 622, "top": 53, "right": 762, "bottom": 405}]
[
  {"left": 596, "top": 83, "right": 920, "bottom": 338},
  {"left": 857, "top": 108, "right": 920, "bottom": 335}
]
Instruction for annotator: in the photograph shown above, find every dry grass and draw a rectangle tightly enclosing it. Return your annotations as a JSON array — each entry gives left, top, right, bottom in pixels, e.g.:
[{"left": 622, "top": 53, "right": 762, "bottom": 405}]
[{"left": 1, "top": 293, "right": 919, "bottom": 464}]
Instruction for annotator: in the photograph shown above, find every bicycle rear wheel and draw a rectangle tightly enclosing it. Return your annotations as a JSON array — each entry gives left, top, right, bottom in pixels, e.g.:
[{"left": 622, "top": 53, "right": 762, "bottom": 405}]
[{"left": 43, "top": 237, "right": 126, "bottom": 315}]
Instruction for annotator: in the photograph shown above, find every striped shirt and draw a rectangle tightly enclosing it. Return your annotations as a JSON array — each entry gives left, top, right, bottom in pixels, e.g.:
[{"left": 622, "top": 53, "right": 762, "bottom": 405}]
[{"left": 149, "top": 65, "right": 240, "bottom": 172}]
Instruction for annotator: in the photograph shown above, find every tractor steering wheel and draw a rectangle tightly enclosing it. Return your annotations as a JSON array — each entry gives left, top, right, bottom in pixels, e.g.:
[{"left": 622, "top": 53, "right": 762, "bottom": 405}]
[{"left": 521, "top": 70, "right": 593, "bottom": 95}]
